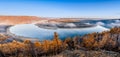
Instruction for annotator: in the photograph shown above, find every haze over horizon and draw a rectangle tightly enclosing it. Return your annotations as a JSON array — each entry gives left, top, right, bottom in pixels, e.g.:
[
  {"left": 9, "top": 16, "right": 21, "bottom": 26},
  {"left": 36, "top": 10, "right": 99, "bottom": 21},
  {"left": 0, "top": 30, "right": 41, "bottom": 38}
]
[{"left": 0, "top": 0, "right": 120, "bottom": 18}]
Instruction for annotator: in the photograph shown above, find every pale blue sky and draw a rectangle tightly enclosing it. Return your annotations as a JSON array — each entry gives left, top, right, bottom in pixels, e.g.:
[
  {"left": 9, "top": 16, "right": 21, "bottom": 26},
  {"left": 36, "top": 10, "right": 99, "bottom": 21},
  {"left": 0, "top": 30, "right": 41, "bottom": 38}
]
[{"left": 0, "top": 0, "right": 120, "bottom": 18}]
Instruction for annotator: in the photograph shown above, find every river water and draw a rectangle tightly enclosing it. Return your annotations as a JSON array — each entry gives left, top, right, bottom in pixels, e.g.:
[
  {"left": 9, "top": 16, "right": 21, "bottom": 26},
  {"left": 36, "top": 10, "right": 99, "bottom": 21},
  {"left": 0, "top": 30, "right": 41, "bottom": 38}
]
[{"left": 9, "top": 24, "right": 109, "bottom": 40}]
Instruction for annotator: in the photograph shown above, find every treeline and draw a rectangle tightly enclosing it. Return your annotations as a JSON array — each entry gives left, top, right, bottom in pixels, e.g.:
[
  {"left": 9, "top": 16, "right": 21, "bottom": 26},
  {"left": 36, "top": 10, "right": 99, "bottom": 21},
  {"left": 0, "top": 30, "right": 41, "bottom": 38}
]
[{"left": 0, "top": 27, "right": 120, "bottom": 57}]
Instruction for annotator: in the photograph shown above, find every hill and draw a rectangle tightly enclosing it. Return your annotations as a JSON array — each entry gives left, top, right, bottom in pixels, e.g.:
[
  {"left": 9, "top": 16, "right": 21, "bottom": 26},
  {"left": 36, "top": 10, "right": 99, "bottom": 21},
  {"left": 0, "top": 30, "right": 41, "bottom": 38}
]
[
  {"left": 0, "top": 16, "right": 41, "bottom": 25},
  {"left": 0, "top": 16, "right": 81, "bottom": 25}
]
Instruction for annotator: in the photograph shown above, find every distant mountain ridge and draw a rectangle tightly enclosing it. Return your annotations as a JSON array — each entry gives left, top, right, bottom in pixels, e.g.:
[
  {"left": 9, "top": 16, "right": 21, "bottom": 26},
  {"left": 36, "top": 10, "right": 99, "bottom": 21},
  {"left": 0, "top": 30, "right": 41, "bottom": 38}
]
[
  {"left": 0, "top": 16, "right": 81, "bottom": 25},
  {"left": 0, "top": 16, "right": 41, "bottom": 25},
  {"left": 0, "top": 16, "right": 119, "bottom": 25}
]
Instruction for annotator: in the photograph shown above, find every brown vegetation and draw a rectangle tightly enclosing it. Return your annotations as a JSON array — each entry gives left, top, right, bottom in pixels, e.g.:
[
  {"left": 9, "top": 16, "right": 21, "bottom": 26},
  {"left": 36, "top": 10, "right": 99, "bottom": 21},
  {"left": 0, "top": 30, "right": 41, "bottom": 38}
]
[
  {"left": 0, "top": 34, "right": 9, "bottom": 42},
  {"left": 73, "top": 27, "right": 120, "bottom": 51},
  {"left": 0, "top": 27, "right": 120, "bottom": 57},
  {"left": 0, "top": 32, "right": 65, "bottom": 57}
]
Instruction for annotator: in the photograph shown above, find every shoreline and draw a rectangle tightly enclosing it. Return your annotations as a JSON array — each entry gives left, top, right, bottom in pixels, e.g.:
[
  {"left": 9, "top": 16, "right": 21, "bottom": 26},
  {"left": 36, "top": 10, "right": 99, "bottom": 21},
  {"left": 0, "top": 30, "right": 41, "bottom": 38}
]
[
  {"left": 6, "top": 26, "right": 39, "bottom": 41},
  {"left": 6, "top": 24, "right": 109, "bottom": 41}
]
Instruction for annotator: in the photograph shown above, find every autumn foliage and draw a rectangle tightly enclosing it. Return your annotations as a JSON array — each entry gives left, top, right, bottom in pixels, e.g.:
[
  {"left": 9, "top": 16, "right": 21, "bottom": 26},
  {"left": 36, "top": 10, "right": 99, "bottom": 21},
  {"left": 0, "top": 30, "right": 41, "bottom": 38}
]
[
  {"left": 80, "top": 28, "right": 120, "bottom": 51},
  {"left": 0, "top": 32, "right": 65, "bottom": 57},
  {"left": 0, "top": 27, "right": 120, "bottom": 57}
]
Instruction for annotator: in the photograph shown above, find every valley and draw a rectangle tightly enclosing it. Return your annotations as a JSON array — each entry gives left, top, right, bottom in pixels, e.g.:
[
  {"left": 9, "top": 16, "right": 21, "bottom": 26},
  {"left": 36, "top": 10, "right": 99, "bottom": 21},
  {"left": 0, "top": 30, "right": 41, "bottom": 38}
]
[{"left": 0, "top": 16, "right": 120, "bottom": 57}]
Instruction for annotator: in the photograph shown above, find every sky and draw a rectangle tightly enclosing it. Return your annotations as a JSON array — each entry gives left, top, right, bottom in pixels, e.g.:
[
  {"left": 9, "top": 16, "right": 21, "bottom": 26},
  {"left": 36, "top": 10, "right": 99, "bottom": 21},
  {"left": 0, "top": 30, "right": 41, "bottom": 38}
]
[{"left": 0, "top": 0, "right": 120, "bottom": 18}]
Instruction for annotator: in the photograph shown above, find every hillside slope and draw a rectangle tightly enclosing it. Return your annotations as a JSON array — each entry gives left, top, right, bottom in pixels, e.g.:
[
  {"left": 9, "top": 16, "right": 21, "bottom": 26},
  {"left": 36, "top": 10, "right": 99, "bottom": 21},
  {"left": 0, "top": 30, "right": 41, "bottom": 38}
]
[{"left": 0, "top": 16, "right": 41, "bottom": 25}]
